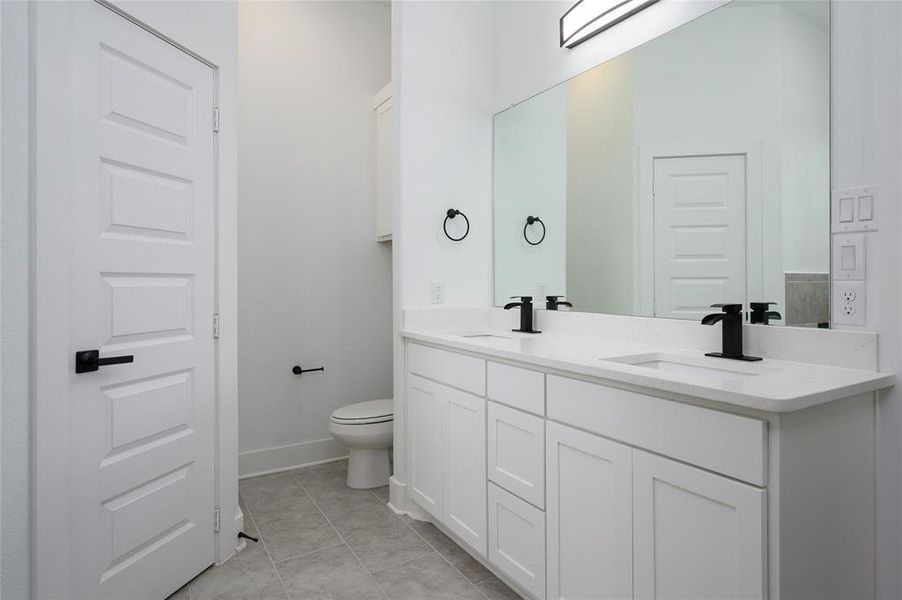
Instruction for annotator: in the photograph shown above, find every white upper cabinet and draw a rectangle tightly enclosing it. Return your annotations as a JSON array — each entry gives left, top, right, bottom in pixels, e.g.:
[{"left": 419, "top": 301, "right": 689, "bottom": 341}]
[
  {"left": 632, "top": 450, "right": 766, "bottom": 600},
  {"left": 374, "top": 83, "right": 392, "bottom": 242},
  {"left": 546, "top": 422, "right": 633, "bottom": 600}
]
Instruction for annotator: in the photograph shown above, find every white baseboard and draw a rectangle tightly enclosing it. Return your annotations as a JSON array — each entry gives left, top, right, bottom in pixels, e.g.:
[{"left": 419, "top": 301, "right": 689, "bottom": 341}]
[{"left": 238, "top": 437, "right": 348, "bottom": 478}]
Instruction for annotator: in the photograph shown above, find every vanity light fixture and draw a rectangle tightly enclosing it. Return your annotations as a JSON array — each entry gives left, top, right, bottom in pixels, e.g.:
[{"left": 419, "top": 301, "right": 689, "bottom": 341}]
[{"left": 560, "top": 0, "right": 660, "bottom": 48}]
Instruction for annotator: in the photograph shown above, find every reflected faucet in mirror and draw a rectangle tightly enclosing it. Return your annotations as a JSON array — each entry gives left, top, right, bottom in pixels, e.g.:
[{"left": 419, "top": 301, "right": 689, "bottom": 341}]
[
  {"left": 546, "top": 296, "right": 573, "bottom": 311},
  {"left": 750, "top": 302, "right": 782, "bottom": 325},
  {"left": 701, "top": 304, "right": 762, "bottom": 362}
]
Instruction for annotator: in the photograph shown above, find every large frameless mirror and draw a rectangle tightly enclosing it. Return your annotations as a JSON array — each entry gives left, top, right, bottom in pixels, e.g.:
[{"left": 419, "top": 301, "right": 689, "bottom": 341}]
[{"left": 493, "top": 0, "right": 830, "bottom": 326}]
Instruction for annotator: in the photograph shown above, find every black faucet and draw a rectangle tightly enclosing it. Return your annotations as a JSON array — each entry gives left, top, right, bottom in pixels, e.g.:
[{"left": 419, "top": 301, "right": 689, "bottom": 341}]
[
  {"left": 504, "top": 296, "right": 540, "bottom": 333},
  {"left": 546, "top": 295, "right": 573, "bottom": 311},
  {"left": 701, "top": 303, "right": 761, "bottom": 362},
  {"left": 749, "top": 302, "right": 781, "bottom": 325}
]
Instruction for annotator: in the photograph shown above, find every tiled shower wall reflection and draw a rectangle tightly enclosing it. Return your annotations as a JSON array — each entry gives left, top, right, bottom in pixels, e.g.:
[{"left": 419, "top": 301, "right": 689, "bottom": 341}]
[{"left": 784, "top": 273, "right": 830, "bottom": 327}]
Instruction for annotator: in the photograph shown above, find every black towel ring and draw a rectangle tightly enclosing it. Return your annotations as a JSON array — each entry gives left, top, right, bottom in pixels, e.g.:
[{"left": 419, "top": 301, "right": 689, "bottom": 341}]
[
  {"left": 444, "top": 209, "right": 470, "bottom": 242},
  {"left": 524, "top": 216, "right": 546, "bottom": 246}
]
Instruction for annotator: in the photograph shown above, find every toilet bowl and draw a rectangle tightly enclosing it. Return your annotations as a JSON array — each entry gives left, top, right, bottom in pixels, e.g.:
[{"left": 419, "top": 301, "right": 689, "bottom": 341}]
[{"left": 329, "top": 399, "right": 393, "bottom": 489}]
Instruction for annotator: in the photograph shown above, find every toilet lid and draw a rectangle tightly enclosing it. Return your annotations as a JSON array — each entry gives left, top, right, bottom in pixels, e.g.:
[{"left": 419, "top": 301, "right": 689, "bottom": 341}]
[{"left": 331, "top": 399, "right": 393, "bottom": 424}]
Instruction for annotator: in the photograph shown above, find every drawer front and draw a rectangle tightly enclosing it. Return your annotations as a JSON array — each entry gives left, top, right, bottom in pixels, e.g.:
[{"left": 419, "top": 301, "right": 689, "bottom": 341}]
[
  {"left": 488, "top": 402, "right": 545, "bottom": 508},
  {"left": 547, "top": 376, "right": 766, "bottom": 486},
  {"left": 407, "top": 342, "right": 486, "bottom": 396},
  {"left": 488, "top": 483, "right": 546, "bottom": 599},
  {"left": 487, "top": 361, "right": 545, "bottom": 416}
]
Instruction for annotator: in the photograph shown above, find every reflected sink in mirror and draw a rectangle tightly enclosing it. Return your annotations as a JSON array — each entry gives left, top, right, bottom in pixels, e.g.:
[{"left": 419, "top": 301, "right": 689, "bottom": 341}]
[{"left": 603, "top": 352, "right": 778, "bottom": 384}]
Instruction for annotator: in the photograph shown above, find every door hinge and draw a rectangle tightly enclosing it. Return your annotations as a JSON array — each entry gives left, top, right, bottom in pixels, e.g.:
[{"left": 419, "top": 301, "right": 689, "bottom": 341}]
[
  {"left": 213, "top": 313, "right": 220, "bottom": 339},
  {"left": 213, "top": 506, "right": 222, "bottom": 532},
  {"left": 212, "top": 107, "right": 220, "bottom": 132}
]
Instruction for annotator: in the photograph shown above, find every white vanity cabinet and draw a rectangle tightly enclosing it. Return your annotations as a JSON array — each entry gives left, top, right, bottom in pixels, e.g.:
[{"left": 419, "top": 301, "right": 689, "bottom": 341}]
[
  {"left": 403, "top": 340, "right": 878, "bottom": 600},
  {"left": 632, "top": 450, "right": 766, "bottom": 600},
  {"left": 545, "top": 422, "right": 633, "bottom": 600}
]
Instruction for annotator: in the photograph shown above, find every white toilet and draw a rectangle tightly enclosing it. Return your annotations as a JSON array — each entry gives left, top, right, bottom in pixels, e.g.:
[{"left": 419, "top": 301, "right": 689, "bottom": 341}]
[{"left": 328, "top": 399, "right": 393, "bottom": 489}]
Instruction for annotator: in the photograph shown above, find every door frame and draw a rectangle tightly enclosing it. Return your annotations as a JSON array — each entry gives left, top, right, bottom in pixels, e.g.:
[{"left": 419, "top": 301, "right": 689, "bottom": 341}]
[
  {"left": 31, "top": 2, "right": 240, "bottom": 596},
  {"left": 635, "top": 139, "right": 765, "bottom": 317}
]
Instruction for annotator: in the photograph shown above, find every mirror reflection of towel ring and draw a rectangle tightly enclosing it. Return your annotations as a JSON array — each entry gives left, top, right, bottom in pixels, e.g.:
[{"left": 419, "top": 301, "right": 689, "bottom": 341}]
[
  {"left": 443, "top": 209, "right": 470, "bottom": 242},
  {"left": 524, "top": 216, "right": 546, "bottom": 246}
]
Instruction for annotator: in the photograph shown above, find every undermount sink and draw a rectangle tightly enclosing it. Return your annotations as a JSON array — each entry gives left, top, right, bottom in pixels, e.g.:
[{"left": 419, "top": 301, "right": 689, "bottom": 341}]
[
  {"left": 603, "top": 352, "right": 777, "bottom": 384},
  {"left": 457, "top": 332, "right": 513, "bottom": 340}
]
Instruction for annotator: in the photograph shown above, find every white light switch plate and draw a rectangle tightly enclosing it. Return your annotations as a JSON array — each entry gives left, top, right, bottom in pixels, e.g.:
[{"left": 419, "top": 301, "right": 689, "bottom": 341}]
[
  {"left": 833, "top": 280, "right": 866, "bottom": 326},
  {"left": 832, "top": 186, "right": 878, "bottom": 232},
  {"left": 832, "top": 234, "right": 866, "bottom": 280}
]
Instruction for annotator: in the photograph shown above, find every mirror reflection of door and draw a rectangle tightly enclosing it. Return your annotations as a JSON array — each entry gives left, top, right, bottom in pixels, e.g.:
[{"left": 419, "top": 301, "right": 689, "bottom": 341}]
[{"left": 652, "top": 154, "right": 747, "bottom": 321}]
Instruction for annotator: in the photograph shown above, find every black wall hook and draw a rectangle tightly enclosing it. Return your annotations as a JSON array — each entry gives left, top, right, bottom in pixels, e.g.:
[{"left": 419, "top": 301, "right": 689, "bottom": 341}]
[
  {"left": 524, "top": 216, "right": 546, "bottom": 246},
  {"left": 443, "top": 209, "right": 470, "bottom": 242}
]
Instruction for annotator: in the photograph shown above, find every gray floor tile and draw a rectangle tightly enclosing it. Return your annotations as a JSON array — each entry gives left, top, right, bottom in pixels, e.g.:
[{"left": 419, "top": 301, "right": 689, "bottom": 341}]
[
  {"left": 370, "top": 486, "right": 390, "bottom": 503},
  {"left": 404, "top": 519, "right": 493, "bottom": 585},
  {"left": 276, "top": 544, "right": 385, "bottom": 600},
  {"left": 293, "top": 462, "right": 378, "bottom": 521},
  {"left": 374, "top": 553, "right": 484, "bottom": 600},
  {"left": 331, "top": 498, "right": 432, "bottom": 573},
  {"left": 189, "top": 540, "right": 287, "bottom": 600},
  {"left": 243, "top": 473, "right": 341, "bottom": 562},
  {"left": 478, "top": 576, "right": 525, "bottom": 600},
  {"left": 166, "top": 585, "right": 190, "bottom": 600}
]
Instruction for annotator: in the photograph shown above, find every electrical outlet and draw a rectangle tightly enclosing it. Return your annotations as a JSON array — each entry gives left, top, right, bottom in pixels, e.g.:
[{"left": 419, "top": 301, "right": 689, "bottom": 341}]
[
  {"left": 833, "top": 281, "right": 866, "bottom": 326},
  {"left": 536, "top": 282, "right": 548, "bottom": 299},
  {"left": 430, "top": 281, "right": 445, "bottom": 305}
]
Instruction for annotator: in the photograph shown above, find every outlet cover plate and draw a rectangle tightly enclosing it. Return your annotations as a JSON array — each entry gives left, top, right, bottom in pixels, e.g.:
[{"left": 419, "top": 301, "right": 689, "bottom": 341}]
[{"left": 832, "top": 280, "right": 866, "bottom": 326}]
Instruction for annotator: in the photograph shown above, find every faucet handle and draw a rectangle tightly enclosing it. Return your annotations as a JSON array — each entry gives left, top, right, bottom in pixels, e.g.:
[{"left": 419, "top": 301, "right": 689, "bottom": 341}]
[
  {"left": 749, "top": 302, "right": 777, "bottom": 311},
  {"left": 710, "top": 303, "right": 743, "bottom": 313},
  {"left": 510, "top": 295, "right": 534, "bottom": 303}
]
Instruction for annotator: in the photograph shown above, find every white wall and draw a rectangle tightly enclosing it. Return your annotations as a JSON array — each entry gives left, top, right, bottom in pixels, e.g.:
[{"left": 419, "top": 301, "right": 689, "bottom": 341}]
[
  {"left": 396, "top": 2, "right": 495, "bottom": 309},
  {"left": 1, "top": 2, "right": 32, "bottom": 597},
  {"left": 237, "top": 1, "right": 392, "bottom": 476}
]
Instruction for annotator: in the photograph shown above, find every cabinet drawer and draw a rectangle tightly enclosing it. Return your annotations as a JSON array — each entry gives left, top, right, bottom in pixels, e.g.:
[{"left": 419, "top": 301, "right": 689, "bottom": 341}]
[
  {"left": 489, "top": 483, "right": 546, "bottom": 599},
  {"left": 488, "top": 402, "right": 545, "bottom": 508},
  {"left": 488, "top": 361, "right": 545, "bottom": 416},
  {"left": 547, "top": 376, "right": 766, "bottom": 486},
  {"left": 407, "top": 343, "right": 486, "bottom": 396}
]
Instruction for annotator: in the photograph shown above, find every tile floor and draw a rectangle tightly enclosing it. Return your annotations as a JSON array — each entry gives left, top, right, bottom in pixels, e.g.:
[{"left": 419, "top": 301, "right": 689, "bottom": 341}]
[{"left": 169, "top": 460, "right": 523, "bottom": 600}]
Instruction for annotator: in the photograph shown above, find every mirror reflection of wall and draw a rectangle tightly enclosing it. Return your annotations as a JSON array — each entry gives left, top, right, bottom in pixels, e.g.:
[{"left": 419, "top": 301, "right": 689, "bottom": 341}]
[{"left": 493, "top": 0, "right": 830, "bottom": 327}]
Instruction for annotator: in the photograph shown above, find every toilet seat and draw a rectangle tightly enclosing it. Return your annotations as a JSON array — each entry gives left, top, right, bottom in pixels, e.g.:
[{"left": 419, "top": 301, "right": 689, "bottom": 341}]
[{"left": 331, "top": 399, "right": 393, "bottom": 425}]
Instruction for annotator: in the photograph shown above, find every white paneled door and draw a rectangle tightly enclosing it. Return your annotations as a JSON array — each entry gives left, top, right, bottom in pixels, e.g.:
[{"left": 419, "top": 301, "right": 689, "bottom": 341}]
[
  {"left": 66, "top": 3, "right": 216, "bottom": 598},
  {"left": 653, "top": 154, "right": 747, "bottom": 321}
]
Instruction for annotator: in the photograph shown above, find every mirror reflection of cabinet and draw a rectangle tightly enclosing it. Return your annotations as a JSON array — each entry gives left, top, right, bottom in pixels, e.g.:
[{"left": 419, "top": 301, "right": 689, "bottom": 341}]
[
  {"left": 493, "top": 0, "right": 830, "bottom": 327},
  {"left": 374, "top": 82, "right": 392, "bottom": 242}
]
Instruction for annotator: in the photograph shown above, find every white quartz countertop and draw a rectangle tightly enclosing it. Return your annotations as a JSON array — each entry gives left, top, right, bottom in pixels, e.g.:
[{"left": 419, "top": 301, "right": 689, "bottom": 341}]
[{"left": 399, "top": 327, "right": 895, "bottom": 413}]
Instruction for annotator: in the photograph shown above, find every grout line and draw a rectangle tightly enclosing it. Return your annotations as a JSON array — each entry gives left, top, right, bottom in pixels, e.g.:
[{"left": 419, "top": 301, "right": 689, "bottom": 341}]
[
  {"left": 240, "top": 494, "right": 292, "bottom": 600},
  {"left": 288, "top": 468, "right": 393, "bottom": 600},
  {"left": 399, "top": 516, "right": 497, "bottom": 595},
  {"left": 271, "top": 541, "right": 347, "bottom": 565}
]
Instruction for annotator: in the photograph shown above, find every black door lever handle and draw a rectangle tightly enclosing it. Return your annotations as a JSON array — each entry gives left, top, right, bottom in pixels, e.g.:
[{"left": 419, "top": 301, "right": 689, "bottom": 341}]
[{"left": 75, "top": 349, "right": 134, "bottom": 373}]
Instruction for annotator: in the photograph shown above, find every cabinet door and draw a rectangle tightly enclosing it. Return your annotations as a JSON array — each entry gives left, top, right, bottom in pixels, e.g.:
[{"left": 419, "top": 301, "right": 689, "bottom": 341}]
[
  {"left": 407, "top": 375, "right": 444, "bottom": 519},
  {"left": 443, "top": 387, "right": 487, "bottom": 556},
  {"left": 488, "top": 401, "right": 545, "bottom": 508},
  {"left": 546, "top": 422, "right": 632, "bottom": 600},
  {"left": 488, "top": 483, "right": 546, "bottom": 599},
  {"left": 633, "top": 450, "right": 766, "bottom": 600}
]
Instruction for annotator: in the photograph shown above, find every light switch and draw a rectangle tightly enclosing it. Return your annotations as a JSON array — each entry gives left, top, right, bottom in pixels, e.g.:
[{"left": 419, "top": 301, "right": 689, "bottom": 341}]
[
  {"left": 859, "top": 195, "right": 874, "bottom": 221},
  {"left": 832, "top": 234, "right": 866, "bottom": 280},
  {"left": 833, "top": 186, "right": 878, "bottom": 232},
  {"left": 839, "top": 197, "right": 855, "bottom": 222}
]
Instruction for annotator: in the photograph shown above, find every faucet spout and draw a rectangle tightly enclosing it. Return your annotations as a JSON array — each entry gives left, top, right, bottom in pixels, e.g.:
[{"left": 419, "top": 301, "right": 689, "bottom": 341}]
[{"left": 701, "top": 313, "right": 724, "bottom": 325}]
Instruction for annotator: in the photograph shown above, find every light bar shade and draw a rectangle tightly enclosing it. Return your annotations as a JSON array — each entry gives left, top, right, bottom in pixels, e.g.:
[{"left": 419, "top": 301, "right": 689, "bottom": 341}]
[{"left": 560, "top": 0, "right": 660, "bottom": 48}]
